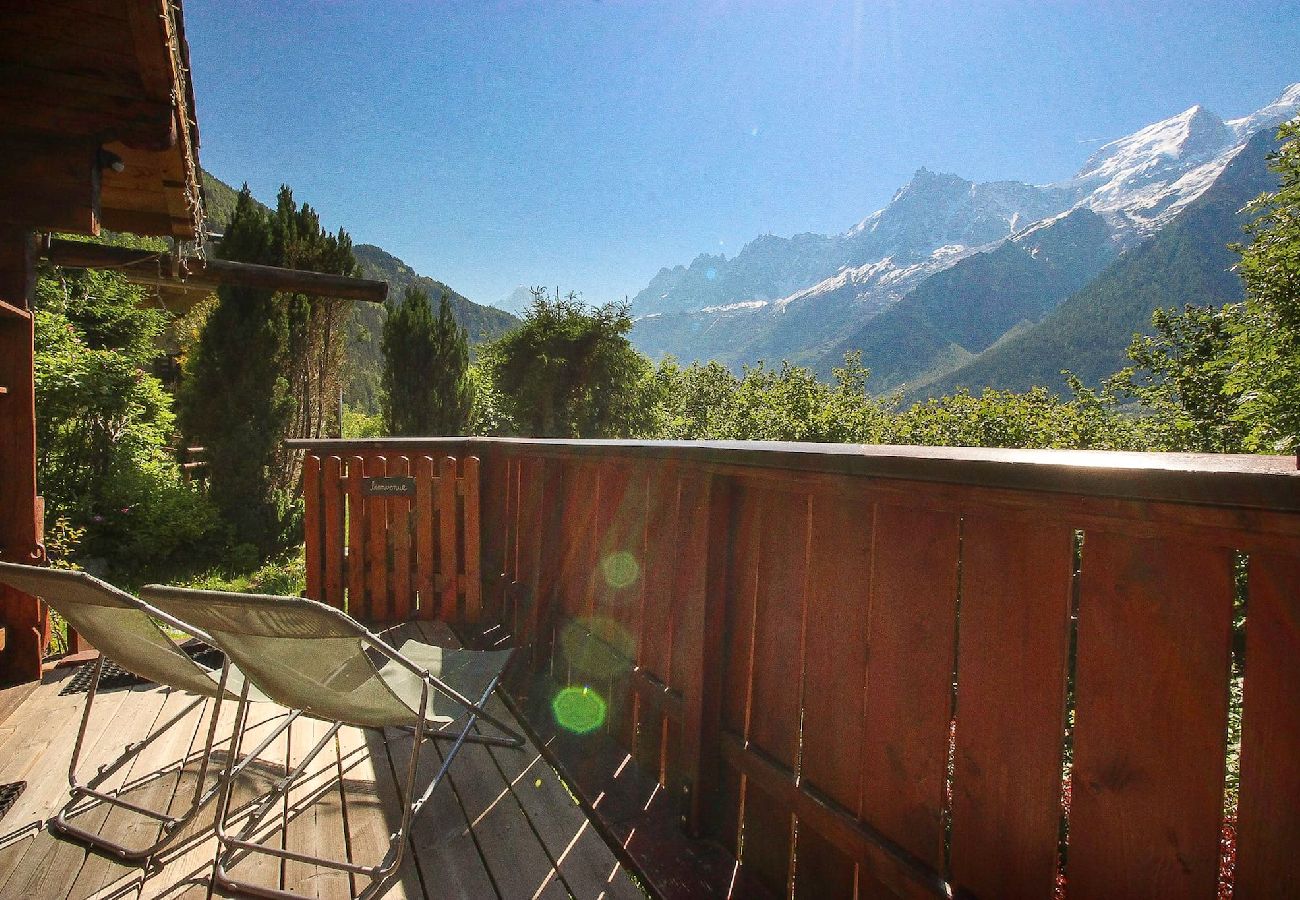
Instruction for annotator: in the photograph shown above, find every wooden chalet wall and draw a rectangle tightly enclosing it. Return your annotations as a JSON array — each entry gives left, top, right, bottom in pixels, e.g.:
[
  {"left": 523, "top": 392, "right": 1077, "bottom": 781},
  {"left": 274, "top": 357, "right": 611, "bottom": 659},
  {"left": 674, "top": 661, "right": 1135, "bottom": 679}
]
[{"left": 295, "top": 437, "right": 1300, "bottom": 898}]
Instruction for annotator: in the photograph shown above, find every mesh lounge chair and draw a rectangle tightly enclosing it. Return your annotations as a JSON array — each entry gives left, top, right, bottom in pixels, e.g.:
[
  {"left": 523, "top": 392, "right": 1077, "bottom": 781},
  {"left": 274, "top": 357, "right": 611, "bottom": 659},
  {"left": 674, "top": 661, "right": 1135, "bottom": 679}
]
[
  {"left": 0, "top": 562, "right": 295, "bottom": 862},
  {"left": 139, "top": 585, "right": 521, "bottom": 900}
]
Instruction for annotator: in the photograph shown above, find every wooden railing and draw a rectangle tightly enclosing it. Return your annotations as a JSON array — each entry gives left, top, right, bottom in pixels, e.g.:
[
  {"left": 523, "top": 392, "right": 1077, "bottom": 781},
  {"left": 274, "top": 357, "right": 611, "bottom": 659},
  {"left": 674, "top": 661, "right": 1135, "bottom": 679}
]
[
  {"left": 298, "top": 444, "right": 481, "bottom": 623},
  {"left": 290, "top": 437, "right": 1300, "bottom": 899}
]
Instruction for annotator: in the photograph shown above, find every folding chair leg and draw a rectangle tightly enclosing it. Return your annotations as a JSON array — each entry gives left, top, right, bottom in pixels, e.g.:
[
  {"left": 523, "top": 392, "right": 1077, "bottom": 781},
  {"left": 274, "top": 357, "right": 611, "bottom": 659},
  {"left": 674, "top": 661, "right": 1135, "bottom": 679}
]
[
  {"left": 51, "top": 660, "right": 295, "bottom": 863},
  {"left": 211, "top": 686, "right": 442, "bottom": 900}
]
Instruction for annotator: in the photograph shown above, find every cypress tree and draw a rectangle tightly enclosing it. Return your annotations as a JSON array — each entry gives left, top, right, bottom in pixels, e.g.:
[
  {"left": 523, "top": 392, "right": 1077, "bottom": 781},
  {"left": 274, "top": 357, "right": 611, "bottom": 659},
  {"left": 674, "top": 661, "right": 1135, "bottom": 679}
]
[
  {"left": 381, "top": 288, "right": 473, "bottom": 435},
  {"left": 180, "top": 185, "right": 357, "bottom": 556}
]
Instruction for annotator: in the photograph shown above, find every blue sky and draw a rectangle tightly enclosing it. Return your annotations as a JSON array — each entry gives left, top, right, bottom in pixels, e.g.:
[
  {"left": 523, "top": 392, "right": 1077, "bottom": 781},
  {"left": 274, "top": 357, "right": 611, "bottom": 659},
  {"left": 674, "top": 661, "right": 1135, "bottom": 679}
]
[{"left": 186, "top": 1, "right": 1299, "bottom": 307}]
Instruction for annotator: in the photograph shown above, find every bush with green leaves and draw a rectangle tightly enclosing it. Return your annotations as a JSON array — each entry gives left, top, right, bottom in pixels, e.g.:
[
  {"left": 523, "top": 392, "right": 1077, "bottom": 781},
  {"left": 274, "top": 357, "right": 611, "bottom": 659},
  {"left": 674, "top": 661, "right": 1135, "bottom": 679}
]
[
  {"left": 479, "top": 290, "right": 651, "bottom": 438},
  {"left": 34, "top": 253, "right": 220, "bottom": 579}
]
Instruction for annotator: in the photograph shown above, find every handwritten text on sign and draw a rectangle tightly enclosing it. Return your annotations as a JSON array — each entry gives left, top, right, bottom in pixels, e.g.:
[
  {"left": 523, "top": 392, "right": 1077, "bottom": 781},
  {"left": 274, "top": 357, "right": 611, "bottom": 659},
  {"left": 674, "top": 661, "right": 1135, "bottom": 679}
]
[{"left": 362, "top": 476, "right": 417, "bottom": 497}]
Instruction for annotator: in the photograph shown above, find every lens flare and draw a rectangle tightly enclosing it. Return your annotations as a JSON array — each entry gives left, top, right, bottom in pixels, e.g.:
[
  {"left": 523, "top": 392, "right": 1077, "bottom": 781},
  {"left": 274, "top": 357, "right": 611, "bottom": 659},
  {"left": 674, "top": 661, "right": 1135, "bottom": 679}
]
[
  {"left": 551, "top": 685, "right": 607, "bottom": 735},
  {"left": 600, "top": 550, "right": 640, "bottom": 590}
]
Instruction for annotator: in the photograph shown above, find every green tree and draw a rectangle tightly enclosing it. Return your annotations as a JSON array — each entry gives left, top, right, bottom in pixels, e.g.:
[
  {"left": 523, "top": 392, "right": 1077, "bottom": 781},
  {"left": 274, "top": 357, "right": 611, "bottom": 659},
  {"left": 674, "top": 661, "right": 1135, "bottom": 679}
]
[
  {"left": 1224, "top": 121, "right": 1300, "bottom": 451},
  {"left": 34, "top": 245, "right": 218, "bottom": 577},
  {"left": 381, "top": 288, "right": 473, "bottom": 435},
  {"left": 1102, "top": 305, "right": 1249, "bottom": 452},
  {"left": 480, "top": 289, "right": 650, "bottom": 437},
  {"left": 180, "top": 186, "right": 357, "bottom": 555}
]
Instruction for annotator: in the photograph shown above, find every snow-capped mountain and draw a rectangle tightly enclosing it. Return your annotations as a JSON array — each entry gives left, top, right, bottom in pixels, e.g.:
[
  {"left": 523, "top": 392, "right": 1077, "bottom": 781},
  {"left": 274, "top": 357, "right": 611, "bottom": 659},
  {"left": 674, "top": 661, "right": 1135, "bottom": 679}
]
[{"left": 629, "top": 84, "right": 1300, "bottom": 370}]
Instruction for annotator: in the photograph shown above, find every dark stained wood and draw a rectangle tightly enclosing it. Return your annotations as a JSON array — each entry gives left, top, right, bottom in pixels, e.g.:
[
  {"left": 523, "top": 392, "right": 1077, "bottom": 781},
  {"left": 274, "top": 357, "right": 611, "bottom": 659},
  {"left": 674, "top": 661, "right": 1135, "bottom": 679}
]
[
  {"left": 0, "top": 228, "right": 43, "bottom": 685},
  {"left": 438, "top": 456, "right": 458, "bottom": 620},
  {"left": 345, "top": 455, "right": 366, "bottom": 615},
  {"left": 390, "top": 455, "right": 413, "bottom": 621},
  {"left": 303, "top": 454, "right": 322, "bottom": 601},
  {"left": 798, "top": 486, "right": 872, "bottom": 893},
  {"left": 288, "top": 436, "right": 1300, "bottom": 519},
  {"left": 746, "top": 484, "right": 809, "bottom": 768},
  {"left": 1233, "top": 551, "right": 1300, "bottom": 899},
  {"left": 321, "top": 455, "right": 345, "bottom": 608},
  {"left": 415, "top": 455, "right": 436, "bottom": 619},
  {"left": 462, "top": 456, "right": 482, "bottom": 624},
  {"left": 675, "top": 474, "right": 728, "bottom": 837},
  {"left": 859, "top": 503, "right": 960, "bottom": 871},
  {"left": 364, "top": 455, "right": 389, "bottom": 622},
  {"left": 1070, "top": 530, "right": 1233, "bottom": 899},
  {"left": 43, "top": 238, "right": 389, "bottom": 302},
  {"left": 721, "top": 733, "right": 948, "bottom": 899},
  {"left": 950, "top": 515, "right": 1074, "bottom": 899},
  {"left": 0, "top": 137, "right": 100, "bottom": 235}
]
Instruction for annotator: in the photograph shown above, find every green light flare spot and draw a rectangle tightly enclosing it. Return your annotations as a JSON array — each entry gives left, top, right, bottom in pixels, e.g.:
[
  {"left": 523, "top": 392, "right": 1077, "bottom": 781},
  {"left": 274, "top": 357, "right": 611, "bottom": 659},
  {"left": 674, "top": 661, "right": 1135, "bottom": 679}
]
[
  {"left": 551, "top": 685, "right": 608, "bottom": 735},
  {"left": 600, "top": 550, "right": 640, "bottom": 590}
]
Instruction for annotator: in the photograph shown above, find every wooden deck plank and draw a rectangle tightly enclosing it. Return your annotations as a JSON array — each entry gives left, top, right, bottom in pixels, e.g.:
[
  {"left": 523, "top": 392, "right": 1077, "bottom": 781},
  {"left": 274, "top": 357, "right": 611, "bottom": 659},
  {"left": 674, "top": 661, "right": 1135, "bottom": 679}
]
[
  {"left": 283, "top": 714, "right": 350, "bottom": 899},
  {"left": 217, "top": 701, "right": 294, "bottom": 895},
  {"left": 0, "top": 623, "right": 652, "bottom": 900},
  {"left": 138, "top": 695, "right": 254, "bottom": 900},
  {"left": 332, "top": 721, "right": 422, "bottom": 899},
  {"left": 63, "top": 685, "right": 208, "bottom": 899},
  {"left": 480, "top": 694, "right": 645, "bottom": 900},
  {"left": 415, "top": 620, "right": 640, "bottom": 898},
  {"left": 0, "top": 670, "right": 139, "bottom": 892},
  {"left": 378, "top": 622, "right": 498, "bottom": 899},
  {"left": 3, "top": 680, "right": 166, "bottom": 900}
]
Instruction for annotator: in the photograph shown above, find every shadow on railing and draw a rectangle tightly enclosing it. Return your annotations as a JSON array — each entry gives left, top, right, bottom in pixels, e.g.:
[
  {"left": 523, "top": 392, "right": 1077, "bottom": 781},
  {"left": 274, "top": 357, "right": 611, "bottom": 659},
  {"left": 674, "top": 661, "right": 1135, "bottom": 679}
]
[{"left": 290, "top": 437, "right": 1300, "bottom": 899}]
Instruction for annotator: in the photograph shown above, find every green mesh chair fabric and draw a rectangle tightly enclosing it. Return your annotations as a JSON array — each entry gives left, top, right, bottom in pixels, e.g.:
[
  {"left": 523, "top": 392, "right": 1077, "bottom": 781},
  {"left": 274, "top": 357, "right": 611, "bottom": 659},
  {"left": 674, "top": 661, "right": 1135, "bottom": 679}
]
[
  {"left": 0, "top": 562, "right": 266, "bottom": 702},
  {"left": 139, "top": 586, "right": 513, "bottom": 730}
]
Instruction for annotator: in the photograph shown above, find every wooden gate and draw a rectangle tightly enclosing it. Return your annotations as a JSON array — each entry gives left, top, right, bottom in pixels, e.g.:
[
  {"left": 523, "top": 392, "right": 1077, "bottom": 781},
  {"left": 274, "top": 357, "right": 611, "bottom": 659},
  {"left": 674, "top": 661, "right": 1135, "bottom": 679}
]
[{"left": 301, "top": 453, "right": 481, "bottom": 623}]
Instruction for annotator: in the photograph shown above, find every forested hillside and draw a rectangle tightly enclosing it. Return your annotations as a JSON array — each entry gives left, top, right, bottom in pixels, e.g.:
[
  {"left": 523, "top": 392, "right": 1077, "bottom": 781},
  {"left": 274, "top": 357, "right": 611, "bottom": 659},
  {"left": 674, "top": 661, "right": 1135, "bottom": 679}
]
[
  {"left": 918, "top": 127, "right": 1280, "bottom": 398},
  {"left": 816, "top": 208, "right": 1117, "bottom": 390}
]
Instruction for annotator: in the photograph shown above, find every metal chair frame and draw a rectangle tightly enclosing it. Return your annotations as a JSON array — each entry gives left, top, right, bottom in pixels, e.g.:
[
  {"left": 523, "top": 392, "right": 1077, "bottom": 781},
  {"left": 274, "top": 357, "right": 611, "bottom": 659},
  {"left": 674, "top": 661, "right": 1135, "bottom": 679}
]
[
  {"left": 54, "top": 650, "right": 299, "bottom": 863},
  {"left": 192, "top": 616, "right": 523, "bottom": 900}
]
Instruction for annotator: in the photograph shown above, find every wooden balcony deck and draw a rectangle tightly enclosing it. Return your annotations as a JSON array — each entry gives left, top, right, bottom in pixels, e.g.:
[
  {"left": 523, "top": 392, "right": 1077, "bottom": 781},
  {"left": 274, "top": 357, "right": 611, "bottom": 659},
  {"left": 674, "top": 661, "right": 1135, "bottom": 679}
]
[{"left": 0, "top": 622, "right": 646, "bottom": 900}]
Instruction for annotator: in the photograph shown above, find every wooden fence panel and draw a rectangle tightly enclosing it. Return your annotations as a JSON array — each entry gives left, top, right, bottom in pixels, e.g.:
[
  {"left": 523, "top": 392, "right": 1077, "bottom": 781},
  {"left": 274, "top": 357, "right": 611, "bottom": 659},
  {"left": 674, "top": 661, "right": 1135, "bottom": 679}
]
[
  {"left": 794, "top": 486, "right": 873, "bottom": 898},
  {"left": 415, "top": 456, "right": 436, "bottom": 619},
  {"left": 322, "top": 456, "right": 345, "bottom": 608},
  {"left": 435, "top": 456, "right": 456, "bottom": 619},
  {"left": 950, "top": 515, "right": 1074, "bottom": 900},
  {"left": 1233, "top": 551, "right": 1300, "bottom": 899},
  {"left": 463, "top": 456, "right": 482, "bottom": 623},
  {"left": 345, "top": 455, "right": 365, "bottom": 615},
  {"left": 1069, "top": 530, "right": 1233, "bottom": 900},
  {"left": 364, "top": 455, "right": 389, "bottom": 621},
  {"left": 303, "top": 454, "right": 322, "bottom": 600},
  {"left": 858, "top": 503, "right": 960, "bottom": 880},
  {"left": 390, "top": 455, "right": 413, "bottom": 621}
]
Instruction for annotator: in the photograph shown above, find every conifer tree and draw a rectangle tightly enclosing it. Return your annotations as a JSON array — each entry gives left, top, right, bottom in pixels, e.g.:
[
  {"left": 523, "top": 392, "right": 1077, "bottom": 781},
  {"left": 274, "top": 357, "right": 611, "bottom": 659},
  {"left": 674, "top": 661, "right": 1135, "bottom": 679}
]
[
  {"left": 180, "top": 185, "right": 356, "bottom": 555},
  {"left": 381, "top": 288, "right": 473, "bottom": 435}
]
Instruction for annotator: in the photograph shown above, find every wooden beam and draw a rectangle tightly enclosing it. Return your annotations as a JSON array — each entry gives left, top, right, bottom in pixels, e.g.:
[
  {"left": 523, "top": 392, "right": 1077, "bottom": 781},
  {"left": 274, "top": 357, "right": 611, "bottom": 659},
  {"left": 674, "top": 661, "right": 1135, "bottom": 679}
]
[
  {"left": 0, "top": 136, "right": 100, "bottom": 235},
  {"left": 0, "top": 226, "right": 45, "bottom": 685},
  {"left": 43, "top": 238, "right": 390, "bottom": 303}
]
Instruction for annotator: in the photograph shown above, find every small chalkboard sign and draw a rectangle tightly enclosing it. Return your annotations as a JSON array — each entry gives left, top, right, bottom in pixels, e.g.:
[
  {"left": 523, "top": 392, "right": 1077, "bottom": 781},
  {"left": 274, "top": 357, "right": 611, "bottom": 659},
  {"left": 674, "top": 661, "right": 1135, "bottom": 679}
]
[{"left": 362, "top": 476, "right": 416, "bottom": 497}]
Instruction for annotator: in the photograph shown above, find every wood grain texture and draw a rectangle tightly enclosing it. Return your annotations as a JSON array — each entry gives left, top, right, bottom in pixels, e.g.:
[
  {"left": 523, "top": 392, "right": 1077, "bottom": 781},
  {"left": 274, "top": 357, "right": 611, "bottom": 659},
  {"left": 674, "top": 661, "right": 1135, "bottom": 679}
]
[
  {"left": 438, "top": 456, "right": 459, "bottom": 620},
  {"left": 462, "top": 456, "right": 482, "bottom": 623},
  {"left": 950, "top": 516, "right": 1073, "bottom": 900},
  {"left": 322, "top": 456, "right": 345, "bottom": 608},
  {"left": 390, "top": 455, "right": 413, "bottom": 621},
  {"left": 415, "top": 456, "right": 436, "bottom": 620},
  {"left": 1069, "top": 530, "right": 1233, "bottom": 900},
  {"left": 364, "top": 455, "right": 389, "bottom": 622},
  {"left": 346, "top": 455, "right": 366, "bottom": 616},
  {"left": 1233, "top": 551, "right": 1300, "bottom": 900},
  {"left": 303, "top": 454, "right": 323, "bottom": 601},
  {"left": 859, "top": 503, "right": 960, "bottom": 870}
]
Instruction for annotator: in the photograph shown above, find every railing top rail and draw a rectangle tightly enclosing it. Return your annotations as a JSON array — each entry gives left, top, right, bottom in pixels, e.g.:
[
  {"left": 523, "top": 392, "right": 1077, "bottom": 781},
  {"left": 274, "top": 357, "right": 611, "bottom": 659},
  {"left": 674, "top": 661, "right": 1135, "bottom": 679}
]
[{"left": 285, "top": 437, "right": 1300, "bottom": 512}]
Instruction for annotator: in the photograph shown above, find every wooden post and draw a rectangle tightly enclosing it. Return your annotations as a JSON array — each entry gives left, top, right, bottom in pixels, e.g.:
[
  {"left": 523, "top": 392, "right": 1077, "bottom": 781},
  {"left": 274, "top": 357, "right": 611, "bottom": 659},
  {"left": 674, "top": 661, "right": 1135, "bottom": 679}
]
[
  {"left": 0, "top": 227, "right": 46, "bottom": 684},
  {"left": 680, "top": 473, "right": 735, "bottom": 837}
]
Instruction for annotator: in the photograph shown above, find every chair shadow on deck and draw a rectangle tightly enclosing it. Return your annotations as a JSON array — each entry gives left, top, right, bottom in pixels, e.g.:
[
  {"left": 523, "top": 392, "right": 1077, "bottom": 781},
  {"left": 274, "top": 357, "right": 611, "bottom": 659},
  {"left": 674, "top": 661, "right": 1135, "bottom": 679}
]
[{"left": 0, "top": 700, "right": 428, "bottom": 900}]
